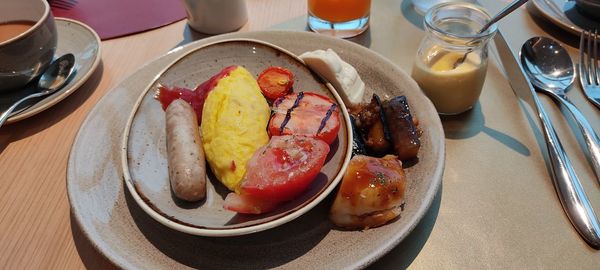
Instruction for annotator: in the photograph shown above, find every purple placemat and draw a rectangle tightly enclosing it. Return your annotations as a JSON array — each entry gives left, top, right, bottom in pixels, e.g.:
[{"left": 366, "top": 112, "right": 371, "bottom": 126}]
[{"left": 50, "top": 0, "right": 187, "bottom": 40}]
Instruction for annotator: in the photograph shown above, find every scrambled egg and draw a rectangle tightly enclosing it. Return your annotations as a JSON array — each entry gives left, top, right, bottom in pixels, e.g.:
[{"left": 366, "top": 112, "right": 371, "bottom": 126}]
[{"left": 201, "top": 66, "right": 270, "bottom": 192}]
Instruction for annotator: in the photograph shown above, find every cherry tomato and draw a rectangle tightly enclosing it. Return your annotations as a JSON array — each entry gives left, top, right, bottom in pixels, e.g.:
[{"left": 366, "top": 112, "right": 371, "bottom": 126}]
[
  {"left": 257, "top": 66, "right": 294, "bottom": 101},
  {"left": 268, "top": 92, "right": 340, "bottom": 145},
  {"left": 223, "top": 135, "right": 330, "bottom": 214}
]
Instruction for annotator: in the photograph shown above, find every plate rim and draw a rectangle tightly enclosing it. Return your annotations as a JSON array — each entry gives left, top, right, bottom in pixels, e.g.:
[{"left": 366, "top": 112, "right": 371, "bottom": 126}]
[
  {"left": 67, "top": 30, "right": 445, "bottom": 270},
  {"left": 531, "top": 0, "right": 582, "bottom": 35},
  {"left": 6, "top": 17, "right": 102, "bottom": 123},
  {"left": 120, "top": 37, "right": 354, "bottom": 237}
]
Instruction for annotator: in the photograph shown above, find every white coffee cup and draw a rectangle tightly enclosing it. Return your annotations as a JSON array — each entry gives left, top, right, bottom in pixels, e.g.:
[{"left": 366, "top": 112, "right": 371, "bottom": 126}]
[{"left": 181, "top": 0, "right": 248, "bottom": 34}]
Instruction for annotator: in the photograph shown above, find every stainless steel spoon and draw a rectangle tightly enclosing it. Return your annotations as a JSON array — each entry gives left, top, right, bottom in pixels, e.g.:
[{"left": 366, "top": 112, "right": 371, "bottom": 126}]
[
  {"left": 453, "top": 0, "right": 529, "bottom": 68},
  {"left": 0, "top": 53, "right": 75, "bottom": 127},
  {"left": 513, "top": 36, "right": 600, "bottom": 249},
  {"left": 521, "top": 36, "right": 600, "bottom": 182}
]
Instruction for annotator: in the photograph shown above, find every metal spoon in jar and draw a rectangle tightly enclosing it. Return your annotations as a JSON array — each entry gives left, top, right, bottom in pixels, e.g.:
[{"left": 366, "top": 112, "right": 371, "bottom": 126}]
[
  {"left": 0, "top": 53, "right": 75, "bottom": 127},
  {"left": 521, "top": 36, "right": 600, "bottom": 182},
  {"left": 453, "top": 0, "right": 529, "bottom": 68}
]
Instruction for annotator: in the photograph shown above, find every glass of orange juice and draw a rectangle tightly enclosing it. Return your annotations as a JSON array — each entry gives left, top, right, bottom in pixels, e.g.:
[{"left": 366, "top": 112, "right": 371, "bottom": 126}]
[{"left": 307, "top": 0, "right": 371, "bottom": 38}]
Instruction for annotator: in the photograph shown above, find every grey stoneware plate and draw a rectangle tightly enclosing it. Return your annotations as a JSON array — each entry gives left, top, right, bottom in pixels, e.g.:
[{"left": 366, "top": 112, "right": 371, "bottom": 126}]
[
  {"left": 0, "top": 17, "right": 101, "bottom": 124},
  {"left": 121, "top": 38, "right": 353, "bottom": 237},
  {"left": 67, "top": 31, "right": 445, "bottom": 269},
  {"left": 531, "top": 0, "right": 600, "bottom": 35}
]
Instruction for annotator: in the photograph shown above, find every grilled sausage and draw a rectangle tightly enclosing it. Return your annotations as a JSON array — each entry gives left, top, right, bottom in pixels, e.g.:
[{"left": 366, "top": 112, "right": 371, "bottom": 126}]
[{"left": 166, "top": 99, "right": 206, "bottom": 201}]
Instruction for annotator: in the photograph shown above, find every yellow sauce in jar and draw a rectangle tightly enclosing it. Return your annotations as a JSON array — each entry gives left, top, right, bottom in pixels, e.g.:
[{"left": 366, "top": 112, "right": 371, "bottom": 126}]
[{"left": 412, "top": 46, "right": 487, "bottom": 115}]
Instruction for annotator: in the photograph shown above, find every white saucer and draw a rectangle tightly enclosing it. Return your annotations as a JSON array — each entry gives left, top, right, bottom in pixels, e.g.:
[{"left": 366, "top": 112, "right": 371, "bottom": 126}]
[
  {"left": 531, "top": 0, "right": 600, "bottom": 35},
  {"left": 0, "top": 17, "right": 101, "bottom": 124}
]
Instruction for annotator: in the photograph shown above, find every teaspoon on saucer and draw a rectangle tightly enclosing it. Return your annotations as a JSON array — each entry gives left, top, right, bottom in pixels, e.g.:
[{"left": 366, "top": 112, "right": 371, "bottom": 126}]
[{"left": 0, "top": 53, "right": 75, "bottom": 127}]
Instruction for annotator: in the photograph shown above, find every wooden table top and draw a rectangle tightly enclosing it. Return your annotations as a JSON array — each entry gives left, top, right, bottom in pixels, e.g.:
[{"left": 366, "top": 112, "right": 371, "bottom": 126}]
[
  {"left": 1, "top": 0, "right": 599, "bottom": 269},
  {"left": 0, "top": 1, "right": 306, "bottom": 269}
]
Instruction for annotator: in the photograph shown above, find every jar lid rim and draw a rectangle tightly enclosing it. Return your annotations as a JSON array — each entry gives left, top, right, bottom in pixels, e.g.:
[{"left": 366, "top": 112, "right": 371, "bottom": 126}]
[{"left": 424, "top": 2, "right": 498, "bottom": 41}]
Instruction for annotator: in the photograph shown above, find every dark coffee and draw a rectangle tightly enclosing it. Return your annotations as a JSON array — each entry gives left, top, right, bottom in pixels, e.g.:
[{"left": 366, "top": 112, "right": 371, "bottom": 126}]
[{"left": 0, "top": 21, "right": 36, "bottom": 43}]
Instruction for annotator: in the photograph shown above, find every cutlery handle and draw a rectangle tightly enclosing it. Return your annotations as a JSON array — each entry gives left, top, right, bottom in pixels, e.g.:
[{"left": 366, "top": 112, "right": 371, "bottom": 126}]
[
  {"left": 479, "top": 0, "right": 529, "bottom": 33},
  {"left": 537, "top": 98, "right": 600, "bottom": 249},
  {"left": 558, "top": 96, "right": 600, "bottom": 182},
  {"left": 0, "top": 92, "right": 44, "bottom": 127}
]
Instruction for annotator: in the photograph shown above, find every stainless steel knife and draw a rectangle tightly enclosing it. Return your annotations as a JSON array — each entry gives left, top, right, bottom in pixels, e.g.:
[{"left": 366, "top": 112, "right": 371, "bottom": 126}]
[{"left": 493, "top": 30, "right": 600, "bottom": 249}]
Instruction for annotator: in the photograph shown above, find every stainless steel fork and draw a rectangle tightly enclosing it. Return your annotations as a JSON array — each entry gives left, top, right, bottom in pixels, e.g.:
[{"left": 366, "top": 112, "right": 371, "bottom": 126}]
[
  {"left": 48, "top": 0, "right": 78, "bottom": 10},
  {"left": 579, "top": 30, "right": 600, "bottom": 109}
]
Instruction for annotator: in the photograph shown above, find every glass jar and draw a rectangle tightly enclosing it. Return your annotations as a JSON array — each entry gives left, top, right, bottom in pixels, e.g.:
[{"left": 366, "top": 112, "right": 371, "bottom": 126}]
[
  {"left": 411, "top": 2, "right": 497, "bottom": 115},
  {"left": 411, "top": 0, "right": 476, "bottom": 15}
]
